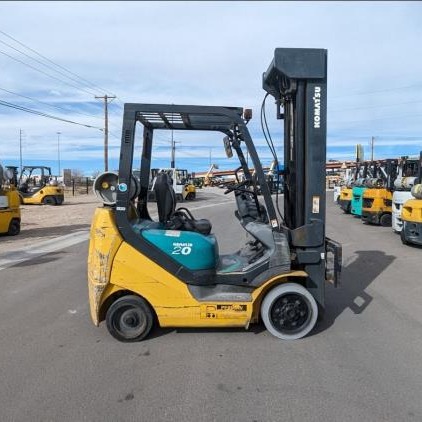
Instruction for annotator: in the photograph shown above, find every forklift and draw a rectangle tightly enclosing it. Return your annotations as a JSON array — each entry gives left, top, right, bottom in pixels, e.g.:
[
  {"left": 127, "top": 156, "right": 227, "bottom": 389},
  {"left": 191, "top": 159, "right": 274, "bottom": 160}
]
[
  {"left": 361, "top": 159, "right": 397, "bottom": 226},
  {"left": 351, "top": 161, "right": 377, "bottom": 217},
  {"left": 18, "top": 166, "right": 64, "bottom": 205},
  {"left": 401, "top": 153, "right": 422, "bottom": 245},
  {"left": 392, "top": 153, "right": 421, "bottom": 233},
  {"left": 0, "top": 164, "right": 21, "bottom": 236},
  {"left": 147, "top": 168, "right": 196, "bottom": 202},
  {"left": 338, "top": 167, "right": 357, "bottom": 214},
  {"left": 87, "top": 48, "right": 342, "bottom": 342}
]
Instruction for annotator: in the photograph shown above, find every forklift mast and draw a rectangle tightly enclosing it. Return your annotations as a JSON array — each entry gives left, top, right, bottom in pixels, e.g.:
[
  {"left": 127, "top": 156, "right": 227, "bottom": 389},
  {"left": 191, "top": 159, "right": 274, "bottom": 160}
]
[
  {"left": 362, "top": 162, "right": 369, "bottom": 179},
  {"left": 262, "top": 48, "right": 336, "bottom": 305},
  {"left": 263, "top": 48, "right": 327, "bottom": 231},
  {"left": 384, "top": 159, "right": 398, "bottom": 190},
  {"left": 419, "top": 152, "right": 422, "bottom": 183}
]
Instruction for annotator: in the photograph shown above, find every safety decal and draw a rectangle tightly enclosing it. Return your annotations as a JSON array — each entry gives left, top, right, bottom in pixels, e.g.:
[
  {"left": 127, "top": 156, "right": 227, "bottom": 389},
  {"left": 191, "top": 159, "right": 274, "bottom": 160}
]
[{"left": 200, "top": 304, "right": 247, "bottom": 319}]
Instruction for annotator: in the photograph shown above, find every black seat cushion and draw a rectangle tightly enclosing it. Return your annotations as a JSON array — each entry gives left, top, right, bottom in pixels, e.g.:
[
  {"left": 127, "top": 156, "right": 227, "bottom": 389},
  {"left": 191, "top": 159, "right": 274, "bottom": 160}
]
[
  {"left": 170, "top": 208, "right": 212, "bottom": 235},
  {"left": 153, "top": 173, "right": 212, "bottom": 235},
  {"left": 154, "top": 172, "right": 176, "bottom": 223}
]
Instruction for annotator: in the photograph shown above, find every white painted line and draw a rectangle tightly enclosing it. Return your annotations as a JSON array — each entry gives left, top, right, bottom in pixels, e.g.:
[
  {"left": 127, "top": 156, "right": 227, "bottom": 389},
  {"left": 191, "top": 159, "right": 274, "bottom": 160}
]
[
  {"left": 181, "top": 201, "right": 230, "bottom": 211},
  {"left": 0, "top": 230, "right": 89, "bottom": 271}
]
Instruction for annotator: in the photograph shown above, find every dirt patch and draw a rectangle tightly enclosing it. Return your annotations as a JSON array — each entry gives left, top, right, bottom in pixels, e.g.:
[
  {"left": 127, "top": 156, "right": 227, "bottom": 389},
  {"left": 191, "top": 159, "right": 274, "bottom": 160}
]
[{"left": 0, "top": 193, "right": 100, "bottom": 254}]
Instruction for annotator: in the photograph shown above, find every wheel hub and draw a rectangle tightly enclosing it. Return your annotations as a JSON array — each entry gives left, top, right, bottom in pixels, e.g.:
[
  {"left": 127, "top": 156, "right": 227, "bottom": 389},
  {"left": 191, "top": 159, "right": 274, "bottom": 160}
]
[
  {"left": 270, "top": 293, "right": 311, "bottom": 333},
  {"left": 118, "top": 308, "right": 145, "bottom": 336}
]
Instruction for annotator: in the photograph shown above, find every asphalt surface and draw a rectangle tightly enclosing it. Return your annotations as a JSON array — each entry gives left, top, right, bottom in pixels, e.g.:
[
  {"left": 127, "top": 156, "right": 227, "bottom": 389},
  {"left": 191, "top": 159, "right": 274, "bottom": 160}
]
[{"left": 0, "top": 188, "right": 421, "bottom": 422}]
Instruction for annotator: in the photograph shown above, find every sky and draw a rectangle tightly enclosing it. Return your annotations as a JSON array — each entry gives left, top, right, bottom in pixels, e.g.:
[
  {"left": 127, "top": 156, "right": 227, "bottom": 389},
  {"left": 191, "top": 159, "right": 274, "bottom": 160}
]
[{"left": 1, "top": 1, "right": 422, "bottom": 176}]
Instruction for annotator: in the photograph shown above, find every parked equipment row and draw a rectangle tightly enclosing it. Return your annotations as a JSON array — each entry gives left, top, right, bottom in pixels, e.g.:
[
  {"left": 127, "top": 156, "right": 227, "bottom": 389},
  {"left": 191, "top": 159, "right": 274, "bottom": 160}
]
[{"left": 334, "top": 153, "right": 422, "bottom": 246}]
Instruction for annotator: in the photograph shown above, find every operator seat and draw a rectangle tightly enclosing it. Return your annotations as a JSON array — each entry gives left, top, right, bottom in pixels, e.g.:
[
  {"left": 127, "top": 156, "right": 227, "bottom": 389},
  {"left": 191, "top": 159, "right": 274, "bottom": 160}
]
[{"left": 154, "top": 172, "right": 212, "bottom": 235}]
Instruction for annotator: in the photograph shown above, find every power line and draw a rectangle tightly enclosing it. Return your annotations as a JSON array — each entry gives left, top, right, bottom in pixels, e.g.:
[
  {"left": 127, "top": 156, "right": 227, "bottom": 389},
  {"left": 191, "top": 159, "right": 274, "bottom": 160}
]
[
  {"left": 0, "top": 38, "right": 101, "bottom": 97},
  {"left": 0, "top": 86, "right": 103, "bottom": 120},
  {"left": 0, "top": 29, "right": 113, "bottom": 95},
  {"left": 0, "top": 99, "right": 103, "bottom": 130},
  {"left": 330, "top": 111, "right": 422, "bottom": 124},
  {"left": 0, "top": 48, "right": 99, "bottom": 97},
  {"left": 331, "top": 83, "right": 422, "bottom": 99},
  {"left": 329, "top": 99, "right": 422, "bottom": 113}
]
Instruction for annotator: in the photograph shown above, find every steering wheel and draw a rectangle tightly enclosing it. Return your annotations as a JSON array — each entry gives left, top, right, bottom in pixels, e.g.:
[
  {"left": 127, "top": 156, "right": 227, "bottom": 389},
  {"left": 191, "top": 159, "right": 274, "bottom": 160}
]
[{"left": 224, "top": 180, "right": 250, "bottom": 194}]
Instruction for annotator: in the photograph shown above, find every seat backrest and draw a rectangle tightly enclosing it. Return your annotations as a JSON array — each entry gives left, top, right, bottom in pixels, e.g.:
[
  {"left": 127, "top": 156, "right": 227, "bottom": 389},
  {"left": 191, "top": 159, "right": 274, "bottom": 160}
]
[{"left": 154, "top": 172, "right": 176, "bottom": 223}]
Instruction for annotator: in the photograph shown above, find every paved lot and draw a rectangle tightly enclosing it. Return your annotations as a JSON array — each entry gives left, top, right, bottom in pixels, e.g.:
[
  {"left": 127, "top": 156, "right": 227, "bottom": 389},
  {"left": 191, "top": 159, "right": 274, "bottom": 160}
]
[{"left": 0, "top": 188, "right": 421, "bottom": 421}]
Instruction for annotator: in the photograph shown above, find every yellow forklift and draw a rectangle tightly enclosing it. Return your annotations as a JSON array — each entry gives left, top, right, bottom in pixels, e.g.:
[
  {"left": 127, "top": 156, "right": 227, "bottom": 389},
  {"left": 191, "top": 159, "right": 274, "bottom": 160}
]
[
  {"left": 0, "top": 164, "right": 21, "bottom": 236},
  {"left": 361, "top": 160, "right": 397, "bottom": 226},
  {"left": 18, "top": 166, "right": 64, "bottom": 205},
  {"left": 401, "top": 153, "right": 422, "bottom": 245},
  {"left": 87, "top": 48, "right": 342, "bottom": 342},
  {"left": 338, "top": 165, "right": 359, "bottom": 214},
  {"left": 392, "top": 154, "right": 421, "bottom": 233},
  {"left": 147, "top": 168, "right": 196, "bottom": 201}
]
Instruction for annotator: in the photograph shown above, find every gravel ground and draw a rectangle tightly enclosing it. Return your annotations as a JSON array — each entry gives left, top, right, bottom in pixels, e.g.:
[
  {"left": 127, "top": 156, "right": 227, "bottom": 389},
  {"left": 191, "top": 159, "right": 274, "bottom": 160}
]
[{"left": 0, "top": 193, "right": 99, "bottom": 254}]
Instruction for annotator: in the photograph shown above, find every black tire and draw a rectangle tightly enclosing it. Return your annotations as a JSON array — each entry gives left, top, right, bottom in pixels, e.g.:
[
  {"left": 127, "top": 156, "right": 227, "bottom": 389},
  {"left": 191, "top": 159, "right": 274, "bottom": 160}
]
[
  {"left": 42, "top": 196, "right": 56, "bottom": 205},
  {"left": 106, "top": 295, "right": 154, "bottom": 342},
  {"left": 400, "top": 227, "right": 408, "bottom": 245},
  {"left": 55, "top": 196, "right": 64, "bottom": 205},
  {"left": 342, "top": 203, "right": 351, "bottom": 214},
  {"left": 261, "top": 283, "right": 318, "bottom": 340},
  {"left": 7, "top": 219, "right": 20, "bottom": 236},
  {"left": 380, "top": 213, "right": 392, "bottom": 227}
]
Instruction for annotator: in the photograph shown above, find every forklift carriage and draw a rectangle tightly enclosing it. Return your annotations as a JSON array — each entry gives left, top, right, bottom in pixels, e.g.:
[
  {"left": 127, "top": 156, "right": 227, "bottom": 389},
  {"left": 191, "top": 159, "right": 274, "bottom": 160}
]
[{"left": 87, "top": 48, "right": 342, "bottom": 342}]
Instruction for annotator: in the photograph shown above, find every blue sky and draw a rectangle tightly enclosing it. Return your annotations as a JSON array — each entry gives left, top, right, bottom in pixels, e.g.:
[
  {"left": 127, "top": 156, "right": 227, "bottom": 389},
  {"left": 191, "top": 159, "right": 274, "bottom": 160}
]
[{"left": 1, "top": 1, "right": 422, "bottom": 176}]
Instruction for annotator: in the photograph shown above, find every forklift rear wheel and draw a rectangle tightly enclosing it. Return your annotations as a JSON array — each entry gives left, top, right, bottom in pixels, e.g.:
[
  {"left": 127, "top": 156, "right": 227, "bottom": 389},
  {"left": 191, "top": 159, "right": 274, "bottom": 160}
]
[
  {"left": 42, "top": 196, "right": 56, "bottom": 205},
  {"left": 7, "top": 219, "right": 20, "bottom": 236},
  {"left": 261, "top": 283, "right": 318, "bottom": 340},
  {"left": 380, "top": 213, "right": 392, "bottom": 227},
  {"left": 106, "top": 295, "right": 153, "bottom": 342}
]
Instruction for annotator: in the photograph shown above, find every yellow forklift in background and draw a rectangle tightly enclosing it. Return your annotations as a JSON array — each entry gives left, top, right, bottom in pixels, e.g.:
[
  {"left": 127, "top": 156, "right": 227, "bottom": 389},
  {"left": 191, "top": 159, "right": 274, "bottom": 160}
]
[
  {"left": 148, "top": 168, "right": 196, "bottom": 201},
  {"left": 361, "top": 159, "right": 397, "bottom": 227},
  {"left": 0, "top": 164, "right": 21, "bottom": 236},
  {"left": 392, "top": 154, "right": 421, "bottom": 233},
  {"left": 401, "top": 153, "right": 422, "bottom": 245},
  {"left": 18, "top": 166, "right": 64, "bottom": 205},
  {"left": 338, "top": 165, "right": 359, "bottom": 214}
]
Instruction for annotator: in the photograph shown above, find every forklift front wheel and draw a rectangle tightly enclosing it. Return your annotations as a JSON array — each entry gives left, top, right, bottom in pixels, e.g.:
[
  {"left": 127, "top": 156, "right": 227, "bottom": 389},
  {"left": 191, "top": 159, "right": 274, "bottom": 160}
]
[
  {"left": 261, "top": 283, "right": 318, "bottom": 340},
  {"left": 7, "top": 219, "right": 20, "bottom": 236},
  {"left": 380, "top": 213, "right": 392, "bottom": 227},
  {"left": 106, "top": 295, "right": 154, "bottom": 342}
]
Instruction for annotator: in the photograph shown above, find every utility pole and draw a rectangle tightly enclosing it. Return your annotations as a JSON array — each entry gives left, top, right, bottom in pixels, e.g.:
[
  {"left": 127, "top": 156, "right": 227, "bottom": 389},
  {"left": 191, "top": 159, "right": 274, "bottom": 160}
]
[
  {"left": 19, "top": 129, "right": 23, "bottom": 172},
  {"left": 95, "top": 94, "right": 116, "bottom": 171},
  {"left": 57, "top": 132, "right": 61, "bottom": 177},
  {"left": 169, "top": 126, "right": 181, "bottom": 168},
  {"left": 171, "top": 128, "right": 175, "bottom": 168},
  {"left": 370, "top": 136, "right": 375, "bottom": 161}
]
